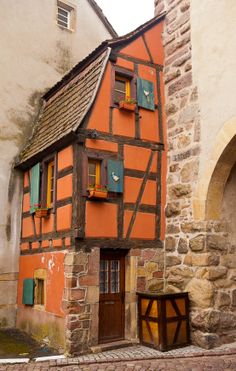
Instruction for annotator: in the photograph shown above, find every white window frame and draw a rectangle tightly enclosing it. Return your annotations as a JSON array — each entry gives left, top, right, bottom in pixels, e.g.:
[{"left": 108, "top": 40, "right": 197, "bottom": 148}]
[
  {"left": 57, "top": 5, "right": 71, "bottom": 29},
  {"left": 57, "top": 1, "right": 75, "bottom": 31}
]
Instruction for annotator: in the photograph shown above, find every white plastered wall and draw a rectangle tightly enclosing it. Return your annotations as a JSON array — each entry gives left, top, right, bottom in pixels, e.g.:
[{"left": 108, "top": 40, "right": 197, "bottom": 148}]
[{"left": 190, "top": 0, "right": 236, "bottom": 219}]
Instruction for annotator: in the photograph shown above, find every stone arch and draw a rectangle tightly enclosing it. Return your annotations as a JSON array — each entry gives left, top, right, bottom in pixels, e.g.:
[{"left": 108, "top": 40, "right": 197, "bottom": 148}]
[{"left": 193, "top": 117, "right": 236, "bottom": 220}]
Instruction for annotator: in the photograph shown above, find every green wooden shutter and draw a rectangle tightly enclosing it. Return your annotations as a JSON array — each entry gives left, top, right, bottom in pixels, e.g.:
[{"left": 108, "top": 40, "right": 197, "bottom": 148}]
[
  {"left": 22, "top": 278, "right": 34, "bottom": 305},
  {"left": 30, "top": 163, "right": 40, "bottom": 214},
  {"left": 137, "top": 78, "right": 155, "bottom": 111},
  {"left": 107, "top": 160, "right": 124, "bottom": 193}
]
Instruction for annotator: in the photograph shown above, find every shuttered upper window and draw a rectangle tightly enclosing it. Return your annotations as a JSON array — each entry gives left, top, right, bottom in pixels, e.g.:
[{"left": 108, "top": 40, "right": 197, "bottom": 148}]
[
  {"left": 46, "top": 160, "right": 55, "bottom": 208},
  {"left": 114, "top": 76, "right": 131, "bottom": 103}
]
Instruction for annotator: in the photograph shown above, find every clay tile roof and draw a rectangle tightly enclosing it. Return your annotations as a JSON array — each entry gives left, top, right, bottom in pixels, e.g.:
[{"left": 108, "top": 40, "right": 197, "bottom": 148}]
[{"left": 18, "top": 48, "right": 111, "bottom": 165}]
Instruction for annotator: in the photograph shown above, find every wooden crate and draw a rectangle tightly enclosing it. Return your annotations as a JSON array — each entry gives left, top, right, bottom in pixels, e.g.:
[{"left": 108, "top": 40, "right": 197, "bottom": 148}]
[{"left": 137, "top": 292, "right": 190, "bottom": 351}]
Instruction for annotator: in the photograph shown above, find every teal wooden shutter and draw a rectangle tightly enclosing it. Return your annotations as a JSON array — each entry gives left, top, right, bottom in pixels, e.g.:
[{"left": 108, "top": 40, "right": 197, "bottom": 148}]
[
  {"left": 107, "top": 160, "right": 124, "bottom": 193},
  {"left": 30, "top": 163, "right": 40, "bottom": 214},
  {"left": 137, "top": 78, "right": 155, "bottom": 111},
  {"left": 22, "top": 278, "right": 34, "bottom": 305}
]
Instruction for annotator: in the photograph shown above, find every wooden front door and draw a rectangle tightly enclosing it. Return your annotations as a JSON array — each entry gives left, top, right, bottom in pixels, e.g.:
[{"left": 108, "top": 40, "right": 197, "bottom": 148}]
[{"left": 98, "top": 250, "right": 125, "bottom": 343}]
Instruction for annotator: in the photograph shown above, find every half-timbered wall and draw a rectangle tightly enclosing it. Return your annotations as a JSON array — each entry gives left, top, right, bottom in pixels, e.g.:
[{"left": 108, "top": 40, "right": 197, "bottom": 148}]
[
  {"left": 17, "top": 144, "right": 74, "bottom": 348},
  {"left": 17, "top": 18, "right": 166, "bottom": 354}
]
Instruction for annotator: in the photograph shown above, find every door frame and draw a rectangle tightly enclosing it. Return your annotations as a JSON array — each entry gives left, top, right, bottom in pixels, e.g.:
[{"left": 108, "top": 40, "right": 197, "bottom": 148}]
[{"left": 98, "top": 249, "right": 126, "bottom": 343}]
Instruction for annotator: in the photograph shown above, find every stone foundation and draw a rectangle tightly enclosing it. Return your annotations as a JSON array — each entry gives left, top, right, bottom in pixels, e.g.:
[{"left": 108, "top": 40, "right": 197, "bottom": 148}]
[{"left": 63, "top": 246, "right": 164, "bottom": 355}]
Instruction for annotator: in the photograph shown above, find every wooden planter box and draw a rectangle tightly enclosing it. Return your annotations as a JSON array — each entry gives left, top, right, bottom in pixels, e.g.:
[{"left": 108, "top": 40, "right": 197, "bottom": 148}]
[
  {"left": 137, "top": 292, "right": 190, "bottom": 351},
  {"left": 88, "top": 189, "right": 108, "bottom": 199},
  {"left": 119, "top": 101, "right": 135, "bottom": 112},
  {"left": 35, "top": 209, "right": 49, "bottom": 218}
]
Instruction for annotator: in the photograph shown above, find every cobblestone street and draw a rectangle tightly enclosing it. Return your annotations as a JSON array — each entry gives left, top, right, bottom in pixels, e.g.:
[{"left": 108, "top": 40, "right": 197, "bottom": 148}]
[{"left": 1, "top": 343, "right": 236, "bottom": 370}]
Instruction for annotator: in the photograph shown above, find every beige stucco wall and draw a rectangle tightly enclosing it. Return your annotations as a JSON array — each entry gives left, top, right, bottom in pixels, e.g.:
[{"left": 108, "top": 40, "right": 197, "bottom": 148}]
[
  {"left": 190, "top": 0, "right": 236, "bottom": 182},
  {"left": 0, "top": 0, "right": 114, "bottom": 327}
]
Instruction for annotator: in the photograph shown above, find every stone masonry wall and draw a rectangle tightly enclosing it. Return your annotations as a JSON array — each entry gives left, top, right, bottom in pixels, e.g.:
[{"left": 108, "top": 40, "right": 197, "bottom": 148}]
[
  {"left": 155, "top": 0, "right": 236, "bottom": 348},
  {"left": 63, "top": 248, "right": 100, "bottom": 355}
]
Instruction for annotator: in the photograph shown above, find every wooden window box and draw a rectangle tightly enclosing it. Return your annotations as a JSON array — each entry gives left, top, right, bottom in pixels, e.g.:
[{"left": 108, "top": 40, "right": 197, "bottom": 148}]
[
  {"left": 35, "top": 208, "right": 49, "bottom": 218},
  {"left": 88, "top": 187, "right": 108, "bottom": 200},
  {"left": 137, "top": 292, "right": 190, "bottom": 351},
  {"left": 119, "top": 100, "right": 135, "bottom": 112}
]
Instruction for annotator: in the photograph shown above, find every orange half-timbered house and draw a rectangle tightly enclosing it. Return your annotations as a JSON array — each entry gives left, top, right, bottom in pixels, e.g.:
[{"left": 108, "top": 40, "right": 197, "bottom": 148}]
[{"left": 16, "top": 14, "right": 166, "bottom": 354}]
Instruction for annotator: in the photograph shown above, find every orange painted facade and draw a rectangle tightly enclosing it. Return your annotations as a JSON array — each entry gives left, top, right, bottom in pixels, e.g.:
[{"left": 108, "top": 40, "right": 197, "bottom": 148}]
[{"left": 17, "top": 15, "right": 167, "bottom": 353}]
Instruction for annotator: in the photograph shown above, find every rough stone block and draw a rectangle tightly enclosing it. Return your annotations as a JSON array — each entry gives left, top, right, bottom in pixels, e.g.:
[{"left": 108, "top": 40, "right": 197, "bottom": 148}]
[
  {"left": 180, "top": 159, "right": 199, "bottom": 182},
  {"left": 177, "top": 238, "right": 188, "bottom": 253},
  {"left": 165, "top": 202, "right": 181, "bottom": 217},
  {"left": 168, "top": 72, "right": 192, "bottom": 96},
  {"left": 166, "top": 255, "right": 181, "bottom": 267},
  {"left": 169, "top": 266, "right": 193, "bottom": 278},
  {"left": 147, "top": 278, "right": 164, "bottom": 291},
  {"left": 74, "top": 252, "right": 88, "bottom": 266},
  {"left": 219, "top": 311, "right": 236, "bottom": 330},
  {"left": 186, "top": 278, "right": 213, "bottom": 308},
  {"left": 181, "top": 221, "right": 204, "bottom": 233},
  {"left": 216, "top": 291, "right": 231, "bottom": 308},
  {"left": 166, "top": 223, "right": 180, "bottom": 234},
  {"left": 169, "top": 183, "right": 192, "bottom": 198},
  {"left": 189, "top": 234, "right": 205, "bottom": 252},
  {"left": 166, "top": 236, "right": 176, "bottom": 252},
  {"left": 65, "top": 288, "right": 86, "bottom": 301},
  {"left": 221, "top": 255, "right": 236, "bottom": 268},
  {"left": 191, "top": 309, "right": 220, "bottom": 332},
  {"left": 206, "top": 234, "right": 227, "bottom": 252},
  {"left": 192, "top": 330, "right": 220, "bottom": 349},
  {"left": 184, "top": 253, "right": 219, "bottom": 267},
  {"left": 205, "top": 267, "right": 227, "bottom": 281}
]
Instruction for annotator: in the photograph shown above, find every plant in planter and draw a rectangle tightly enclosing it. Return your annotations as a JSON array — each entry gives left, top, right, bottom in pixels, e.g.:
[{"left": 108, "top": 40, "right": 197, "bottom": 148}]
[
  {"left": 34, "top": 204, "right": 49, "bottom": 218},
  {"left": 87, "top": 184, "right": 108, "bottom": 199},
  {"left": 118, "top": 96, "right": 136, "bottom": 112}
]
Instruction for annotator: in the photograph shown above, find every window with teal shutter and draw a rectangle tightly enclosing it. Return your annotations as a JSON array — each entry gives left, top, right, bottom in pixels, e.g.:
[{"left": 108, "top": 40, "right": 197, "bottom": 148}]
[
  {"left": 107, "top": 160, "right": 124, "bottom": 193},
  {"left": 30, "top": 163, "right": 40, "bottom": 214},
  {"left": 22, "top": 278, "right": 34, "bottom": 305},
  {"left": 137, "top": 78, "right": 155, "bottom": 111}
]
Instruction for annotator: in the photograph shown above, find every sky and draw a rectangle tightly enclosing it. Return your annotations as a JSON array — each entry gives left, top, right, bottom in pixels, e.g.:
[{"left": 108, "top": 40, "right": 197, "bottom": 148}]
[{"left": 95, "top": 0, "right": 155, "bottom": 36}]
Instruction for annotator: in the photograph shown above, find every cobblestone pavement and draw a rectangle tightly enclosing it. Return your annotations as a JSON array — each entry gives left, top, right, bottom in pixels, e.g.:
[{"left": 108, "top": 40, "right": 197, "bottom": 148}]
[{"left": 0, "top": 343, "right": 236, "bottom": 370}]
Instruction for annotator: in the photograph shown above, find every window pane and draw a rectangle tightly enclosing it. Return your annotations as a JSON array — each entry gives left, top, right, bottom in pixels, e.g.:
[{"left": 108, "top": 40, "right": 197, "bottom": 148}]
[
  {"left": 115, "top": 79, "right": 126, "bottom": 92},
  {"left": 57, "top": 7, "right": 69, "bottom": 28},
  {"left": 114, "top": 90, "right": 125, "bottom": 103},
  {"left": 100, "top": 260, "right": 108, "bottom": 293},
  {"left": 110, "top": 260, "right": 120, "bottom": 293},
  {"left": 88, "top": 162, "right": 96, "bottom": 175},
  {"left": 58, "top": 8, "right": 68, "bottom": 17},
  {"left": 88, "top": 160, "right": 101, "bottom": 186}
]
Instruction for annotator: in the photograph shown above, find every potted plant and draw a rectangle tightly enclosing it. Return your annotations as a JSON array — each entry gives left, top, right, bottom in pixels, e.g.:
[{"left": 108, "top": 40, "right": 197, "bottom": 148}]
[
  {"left": 118, "top": 96, "right": 136, "bottom": 112},
  {"left": 87, "top": 184, "right": 108, "bottom": 199},
  {"left": 34, "top": 204, "right": 49, "bottom": 218}
]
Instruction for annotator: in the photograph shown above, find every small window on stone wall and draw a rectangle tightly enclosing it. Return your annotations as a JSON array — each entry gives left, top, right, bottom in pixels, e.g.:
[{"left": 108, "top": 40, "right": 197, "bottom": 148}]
[{"left": 57, "top": 1, "right": 76, "bottom": 31}]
